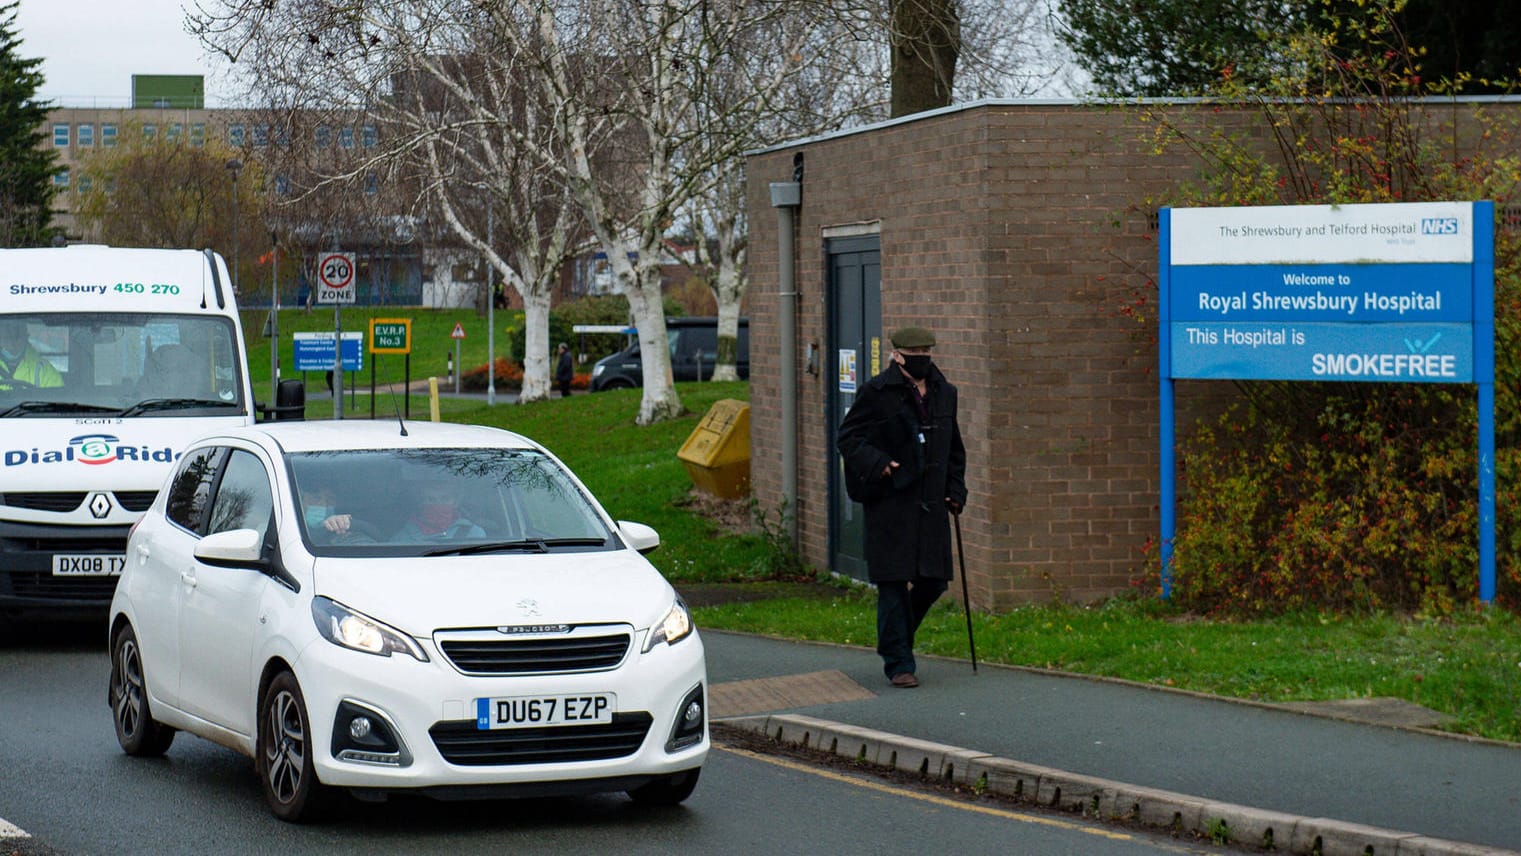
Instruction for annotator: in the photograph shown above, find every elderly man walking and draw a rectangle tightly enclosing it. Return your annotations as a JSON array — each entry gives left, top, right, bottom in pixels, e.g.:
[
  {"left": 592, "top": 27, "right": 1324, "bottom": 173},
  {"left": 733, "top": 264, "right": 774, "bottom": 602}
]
[{"left": 837, "top": 326, "right": 967, "bottom": 688}]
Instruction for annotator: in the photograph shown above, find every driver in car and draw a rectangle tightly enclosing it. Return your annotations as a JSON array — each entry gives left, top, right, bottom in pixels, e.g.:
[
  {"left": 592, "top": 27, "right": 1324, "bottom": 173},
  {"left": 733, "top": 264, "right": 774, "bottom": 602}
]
[
  {"left": 0, "top": 319, "right": 62, "bottom": 389},
  {"left": 302, "top": 483, "right": 366, "bottom": 544}
]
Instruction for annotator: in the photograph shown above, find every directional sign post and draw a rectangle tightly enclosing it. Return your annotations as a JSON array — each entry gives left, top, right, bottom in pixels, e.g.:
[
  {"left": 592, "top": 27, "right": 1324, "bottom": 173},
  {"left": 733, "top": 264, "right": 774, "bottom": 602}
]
[
  {"left": 291, "top": 332, "right": 363, "bottom": 371},
  {"left": 1158, "top": 201, "right": 1495, "bottom": 601}
]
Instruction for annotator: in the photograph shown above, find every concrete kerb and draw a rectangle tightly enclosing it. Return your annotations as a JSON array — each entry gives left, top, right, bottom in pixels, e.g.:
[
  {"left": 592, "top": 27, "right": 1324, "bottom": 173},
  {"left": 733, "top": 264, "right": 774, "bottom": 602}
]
[{"left": 716, "top": 713, "right": 1521, "bottom": 856}]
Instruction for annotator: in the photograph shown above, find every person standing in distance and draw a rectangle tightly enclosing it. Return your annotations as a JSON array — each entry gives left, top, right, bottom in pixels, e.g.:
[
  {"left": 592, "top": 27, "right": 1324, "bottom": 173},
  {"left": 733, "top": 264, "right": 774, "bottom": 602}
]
[
  {"left": 837, "top": 326, "right": 967, "bottom": 688},
  {"left": 556, "top": 342, "right": 574, "bottom": 398}
]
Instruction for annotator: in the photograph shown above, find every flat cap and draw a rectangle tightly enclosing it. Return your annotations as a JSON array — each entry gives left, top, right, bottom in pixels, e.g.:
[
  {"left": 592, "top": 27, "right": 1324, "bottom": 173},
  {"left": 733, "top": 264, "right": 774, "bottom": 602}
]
[{"left": 890, "top": 326, "right": 936, "bottom": 349}]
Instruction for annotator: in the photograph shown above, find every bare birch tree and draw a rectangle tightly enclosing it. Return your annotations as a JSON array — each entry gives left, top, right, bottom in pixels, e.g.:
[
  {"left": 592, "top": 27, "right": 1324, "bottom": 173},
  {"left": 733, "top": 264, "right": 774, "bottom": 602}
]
[
  {"left": 492, "top": 0, "right": 859, "bottom": 423},
  {"left": 191, "top": 1, "right": 579, "bottom": 401}
]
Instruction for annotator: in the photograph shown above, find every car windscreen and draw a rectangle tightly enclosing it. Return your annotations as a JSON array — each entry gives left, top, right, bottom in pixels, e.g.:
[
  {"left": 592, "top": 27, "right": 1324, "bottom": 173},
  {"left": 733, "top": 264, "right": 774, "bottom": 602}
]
[
  {"left": 289, "top": 447, "right": 616, "bottom": 557},
  {"left": 0, "top": 312, "right": 244, "bottom": 416}
]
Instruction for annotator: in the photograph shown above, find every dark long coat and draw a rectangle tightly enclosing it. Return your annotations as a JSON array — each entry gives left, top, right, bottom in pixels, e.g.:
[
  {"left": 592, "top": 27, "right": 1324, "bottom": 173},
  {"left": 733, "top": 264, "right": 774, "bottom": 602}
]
[{"left": 837, "top": 363, "right": 967, "bottom": 583}]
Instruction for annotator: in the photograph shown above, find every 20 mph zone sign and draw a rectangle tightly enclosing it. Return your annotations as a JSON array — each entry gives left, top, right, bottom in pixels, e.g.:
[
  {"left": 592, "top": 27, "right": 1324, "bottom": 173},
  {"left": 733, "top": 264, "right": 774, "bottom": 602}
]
[{"left": 316, "top": 252, "right": 357, "bottom": 304}]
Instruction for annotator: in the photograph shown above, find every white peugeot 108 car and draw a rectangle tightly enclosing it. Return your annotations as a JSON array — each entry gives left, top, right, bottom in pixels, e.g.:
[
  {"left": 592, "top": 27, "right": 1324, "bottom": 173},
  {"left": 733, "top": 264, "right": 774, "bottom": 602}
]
[{"left": 108, "top": 420, "right": 706, "bottom": 821}]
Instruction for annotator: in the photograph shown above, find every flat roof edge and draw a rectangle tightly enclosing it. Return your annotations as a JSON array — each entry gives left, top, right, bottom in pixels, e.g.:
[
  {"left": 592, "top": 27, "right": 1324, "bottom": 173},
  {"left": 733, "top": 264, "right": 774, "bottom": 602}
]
[{"left": 745, "top": 94, "right": 1521, "bottom": 157}]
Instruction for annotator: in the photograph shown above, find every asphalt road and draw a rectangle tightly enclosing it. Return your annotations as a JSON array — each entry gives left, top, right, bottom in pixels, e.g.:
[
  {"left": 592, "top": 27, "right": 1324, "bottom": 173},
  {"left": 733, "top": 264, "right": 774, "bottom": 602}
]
[{"left": 0, "top": 620, "right": 1232, "bottom": 856}]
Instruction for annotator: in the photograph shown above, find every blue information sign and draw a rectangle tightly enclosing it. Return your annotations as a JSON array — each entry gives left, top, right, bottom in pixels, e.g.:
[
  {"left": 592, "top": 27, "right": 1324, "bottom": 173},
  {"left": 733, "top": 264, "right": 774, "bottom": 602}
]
[
  {"left": 1168, "top": 322, "right": 1474, "bottom": 383},
  {"left": 292, "top": 331, "right": 364, "bottom": 372},
  {"left": 1158, "top": 201, "right": 1496, "bottom": 602}
]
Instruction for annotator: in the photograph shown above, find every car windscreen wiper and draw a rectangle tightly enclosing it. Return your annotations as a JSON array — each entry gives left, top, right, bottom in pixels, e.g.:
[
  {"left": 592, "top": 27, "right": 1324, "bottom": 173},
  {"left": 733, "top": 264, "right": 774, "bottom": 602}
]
[
  {"left": 118, "top": 398, "right": 240, "bottom": 417},
  {"left": 423, "top": 538, "right": 609, "bottom": 557},
  {"left": 0, "top": 401, "right": 124, "bottom": 418}
]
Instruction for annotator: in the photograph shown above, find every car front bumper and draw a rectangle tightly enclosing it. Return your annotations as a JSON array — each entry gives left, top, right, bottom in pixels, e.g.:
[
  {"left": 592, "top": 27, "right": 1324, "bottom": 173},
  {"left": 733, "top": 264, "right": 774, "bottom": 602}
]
[{"left": 293, "top": 628, "right": 709, "bottom": 793}]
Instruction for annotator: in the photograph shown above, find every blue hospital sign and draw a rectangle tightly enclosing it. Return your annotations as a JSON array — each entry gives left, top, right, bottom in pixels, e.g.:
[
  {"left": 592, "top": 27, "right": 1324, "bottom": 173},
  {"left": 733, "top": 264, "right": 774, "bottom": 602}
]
[
  {"left": 1158, "top": 200, "right": 1497, "bottom": 602},
  {"left": 1164, "top": 202, "right": 1482, "bottom": 382}
]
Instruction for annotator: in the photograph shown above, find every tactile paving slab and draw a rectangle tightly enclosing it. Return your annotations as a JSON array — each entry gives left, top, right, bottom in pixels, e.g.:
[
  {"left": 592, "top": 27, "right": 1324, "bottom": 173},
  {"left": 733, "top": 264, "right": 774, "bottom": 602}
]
[{"left": 710, "top": 669, "right": 876, "bottom": 717}]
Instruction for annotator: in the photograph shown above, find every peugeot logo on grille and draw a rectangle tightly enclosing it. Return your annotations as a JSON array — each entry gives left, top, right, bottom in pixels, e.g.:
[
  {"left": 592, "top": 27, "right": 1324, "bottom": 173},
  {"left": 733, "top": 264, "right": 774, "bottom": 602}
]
[
  {"left": 88, "top": 493, "right": 112, "bottom": 519},
  {"left": 496, "top": 624, "right": 571, "bottom": 635},
  {"left": 515, "top": 598, "right": 541, "bottom": 617}
]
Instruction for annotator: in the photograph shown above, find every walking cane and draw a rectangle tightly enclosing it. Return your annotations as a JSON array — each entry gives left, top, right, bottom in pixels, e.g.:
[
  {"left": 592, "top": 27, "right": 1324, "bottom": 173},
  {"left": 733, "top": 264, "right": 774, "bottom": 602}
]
[{"left": 953, "top": 509, "right": 978, "bottom": 673}]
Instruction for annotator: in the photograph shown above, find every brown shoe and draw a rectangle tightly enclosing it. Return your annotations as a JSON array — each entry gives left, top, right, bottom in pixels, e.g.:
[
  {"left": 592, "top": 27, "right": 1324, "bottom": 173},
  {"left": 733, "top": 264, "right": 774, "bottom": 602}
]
[{"left": 889, "top": 673, "right": 919, "bottom": 688}]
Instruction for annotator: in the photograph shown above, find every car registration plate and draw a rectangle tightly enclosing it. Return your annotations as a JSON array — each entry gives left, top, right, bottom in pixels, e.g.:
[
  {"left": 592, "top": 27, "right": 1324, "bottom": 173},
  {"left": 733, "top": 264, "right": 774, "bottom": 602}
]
[
  {"left": 475, "top": 693, "right": 615, "bottom": 730},
  {"left": 52, "top": 554, "right": 126, "bottom": 576}
]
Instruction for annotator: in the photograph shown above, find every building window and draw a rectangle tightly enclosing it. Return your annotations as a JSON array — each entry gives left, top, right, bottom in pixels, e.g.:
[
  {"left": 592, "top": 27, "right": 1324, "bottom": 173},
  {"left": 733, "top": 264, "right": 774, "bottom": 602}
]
[
  {"left": 53, "top": 168, "right": 69, "bottom": 188},
  {"left": 315, "top": 125, "right": 331, "bottom": 148},
  {"left": 361, "top": 125, "right": 377, "bottom": 147},
  {"left": 77, "top": 124, "right": 93, "bottom": 147},
  {"left": 274, "top": 125, "right": 289, "bottom": 147},
  {"left": 252, "top": 125, "right": 269, "bottom": 146},
  {"left": 102, "top": 124, "right": 117, "bottom": 146},
  {"left": 167, "top": 124, "right": 182, "bottom": 143},
  {"left": 52, "top": 123, "right": 68, "bottom": 146},
  {"left": 274, "top": 174, "right": 290, "bottom": 196},
  {"left": 191, "top": 123, "right": 205, "bottom": 147},
  {"left": 363, "top": 172, "right": 378, "bottom": 195},
  {"left": 339, "top": 127, "right": 354, "bottom": 148},
  {"left": 228, "top": 123, "right": 244, "bottom": 146},
  {"left": 142, "top": 124, "right": 157, "bottom": 140},
  {"left": 77, "top": 175, "right": 92, "bottom": 193}
]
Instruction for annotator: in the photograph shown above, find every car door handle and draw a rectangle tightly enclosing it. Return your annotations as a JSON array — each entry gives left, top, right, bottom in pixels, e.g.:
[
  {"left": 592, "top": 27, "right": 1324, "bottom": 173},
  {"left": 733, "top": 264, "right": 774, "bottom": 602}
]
[
  {"left": 180, "top": 570, "right": 197, "bottom": 588},
  {"left": 135, "top": 544, "right": 150, "bottom": 561}
]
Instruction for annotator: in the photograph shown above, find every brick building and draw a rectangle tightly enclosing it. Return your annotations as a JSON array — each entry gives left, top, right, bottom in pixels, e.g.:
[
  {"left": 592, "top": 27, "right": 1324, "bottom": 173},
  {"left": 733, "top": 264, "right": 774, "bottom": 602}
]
[{"left": 744, "top": 98, "right": 1520, "bottom": 611}]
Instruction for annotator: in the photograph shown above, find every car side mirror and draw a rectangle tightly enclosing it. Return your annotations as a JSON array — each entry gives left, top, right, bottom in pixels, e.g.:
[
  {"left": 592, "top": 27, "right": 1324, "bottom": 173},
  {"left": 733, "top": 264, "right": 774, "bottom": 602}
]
[
  {"left": 194, "top": 528, "right": 266, "bottom": 569},
  {"left": 617, "top": 520, "right": 660, "bottom": 555}
]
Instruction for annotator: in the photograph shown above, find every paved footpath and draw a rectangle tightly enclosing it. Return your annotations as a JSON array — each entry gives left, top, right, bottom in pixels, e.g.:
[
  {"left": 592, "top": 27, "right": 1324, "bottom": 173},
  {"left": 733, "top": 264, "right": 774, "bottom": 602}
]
[{"left": 702, "top": 630, "right": 1521, "bottom": 855}]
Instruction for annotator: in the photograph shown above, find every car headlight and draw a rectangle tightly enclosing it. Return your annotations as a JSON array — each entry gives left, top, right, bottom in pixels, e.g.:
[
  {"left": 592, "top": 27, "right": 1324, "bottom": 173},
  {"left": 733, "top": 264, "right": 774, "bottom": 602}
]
[
  {"left": 592, "top": 364, "right": 605, "bottom": 377},
  {"left": 311, "top": 596, "right": 429, "bottom": 661},
  {"left": 642, "top": 597, "right": 693, "bottom": 652}
]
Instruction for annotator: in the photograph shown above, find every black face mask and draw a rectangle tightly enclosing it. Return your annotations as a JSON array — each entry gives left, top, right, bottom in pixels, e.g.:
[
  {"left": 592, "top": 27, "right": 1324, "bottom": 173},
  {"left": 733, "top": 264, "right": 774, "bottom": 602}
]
[{"left": 899, "top": 354, "right": 933, "bottom": 380}]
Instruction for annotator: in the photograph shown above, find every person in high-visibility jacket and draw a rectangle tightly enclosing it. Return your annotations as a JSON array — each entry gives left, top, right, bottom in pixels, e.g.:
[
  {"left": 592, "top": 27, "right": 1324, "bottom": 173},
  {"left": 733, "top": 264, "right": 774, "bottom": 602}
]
[{"left": 0, "top": 319, "right": 63, "bottom": 389}]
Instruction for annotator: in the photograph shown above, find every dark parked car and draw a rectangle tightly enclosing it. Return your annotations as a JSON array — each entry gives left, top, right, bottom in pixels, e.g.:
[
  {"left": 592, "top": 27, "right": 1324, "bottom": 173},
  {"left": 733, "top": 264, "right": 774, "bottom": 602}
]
[{"left": 590, "top": 317, "right": 748, "bottom": 391}]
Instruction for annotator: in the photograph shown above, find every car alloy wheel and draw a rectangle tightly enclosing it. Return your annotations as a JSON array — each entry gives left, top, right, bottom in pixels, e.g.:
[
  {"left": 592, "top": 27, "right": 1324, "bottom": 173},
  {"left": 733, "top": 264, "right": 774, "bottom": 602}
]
[
  {"left": 258, "top": 671, "right": 328, "bottom": 822},
  {"left": 109, "top": 624, "right": 174, "bottom": 757}
]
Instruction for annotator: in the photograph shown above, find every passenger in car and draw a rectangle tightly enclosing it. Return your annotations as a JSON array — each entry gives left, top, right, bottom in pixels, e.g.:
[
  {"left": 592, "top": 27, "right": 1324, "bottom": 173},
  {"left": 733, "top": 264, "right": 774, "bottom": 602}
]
[{"left": 399, "top": 480, "right": 486, "bottom": 541}]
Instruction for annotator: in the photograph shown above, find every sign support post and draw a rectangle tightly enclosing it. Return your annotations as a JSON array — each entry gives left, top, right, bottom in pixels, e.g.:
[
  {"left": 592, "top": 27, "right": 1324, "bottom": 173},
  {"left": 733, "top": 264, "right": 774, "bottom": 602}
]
[
  {"left": 1158, "top": 212, "right": 1175, "bottom": 599},
  {"left": 369, "top": 318, "right": 413, "bottom": 423},
  {"left": 316, "top": 251, "right": 357, "bottom": 420},
  {"left": 1475, "top": 202, "right": 1496, "bottom": 601},
  {"left": 450, "top": 322, "right": 466, "bottom": 395}
]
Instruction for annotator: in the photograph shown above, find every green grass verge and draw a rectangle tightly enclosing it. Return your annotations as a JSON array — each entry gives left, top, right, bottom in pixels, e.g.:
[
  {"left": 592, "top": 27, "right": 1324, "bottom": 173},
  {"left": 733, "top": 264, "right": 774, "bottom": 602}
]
[
  {"left": 247, "top": 309, "right": 1521, "bottom": 743},
  {"left": 242, "top": 306, "right": 526, "bottom": 393}
]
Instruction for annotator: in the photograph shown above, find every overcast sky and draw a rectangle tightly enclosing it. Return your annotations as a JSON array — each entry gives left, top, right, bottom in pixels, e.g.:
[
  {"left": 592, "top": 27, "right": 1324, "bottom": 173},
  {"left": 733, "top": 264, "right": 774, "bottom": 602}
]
[{"left": 15, "top": 0, "right": 237, "bottom": 107}]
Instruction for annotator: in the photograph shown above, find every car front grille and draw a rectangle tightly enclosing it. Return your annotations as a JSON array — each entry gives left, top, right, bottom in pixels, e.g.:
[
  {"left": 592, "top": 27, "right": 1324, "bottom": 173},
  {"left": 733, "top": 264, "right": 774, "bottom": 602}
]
[
  {"left": 2, "top": 492, "right": 86, "bottom": 512},
  {"left": 113, "top": 491, "right": 158, "bottom": 512},
  {"left": 439, "top": 632, "right": 632, "bottom": 675},
  {"left": 428, "top": 713, "right": 653, "bottom": 766}
]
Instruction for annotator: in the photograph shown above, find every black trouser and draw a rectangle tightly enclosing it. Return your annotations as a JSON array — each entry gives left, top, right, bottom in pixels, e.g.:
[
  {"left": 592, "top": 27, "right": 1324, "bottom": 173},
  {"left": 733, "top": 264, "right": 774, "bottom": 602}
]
[
  {"left": 558, "top": 379, "right": 571, "bottom": 397},
  {"left": 875, "top": 577, "right": 947, "bottom": 677}
]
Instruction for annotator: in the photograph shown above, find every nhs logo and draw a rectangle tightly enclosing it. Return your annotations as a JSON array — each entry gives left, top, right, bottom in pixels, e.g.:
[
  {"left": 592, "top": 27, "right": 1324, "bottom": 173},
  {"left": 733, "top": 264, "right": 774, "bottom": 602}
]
[{"left": 1421, "top": 217, "right": 1460, "bottom": 235}]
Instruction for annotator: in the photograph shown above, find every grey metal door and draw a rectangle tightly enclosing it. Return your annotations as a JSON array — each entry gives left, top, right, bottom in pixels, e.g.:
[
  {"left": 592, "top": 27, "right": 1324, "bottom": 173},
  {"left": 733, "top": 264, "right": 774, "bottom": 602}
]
[{"left": 826, "top": 235, "right": 881, "bottom": 582}]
